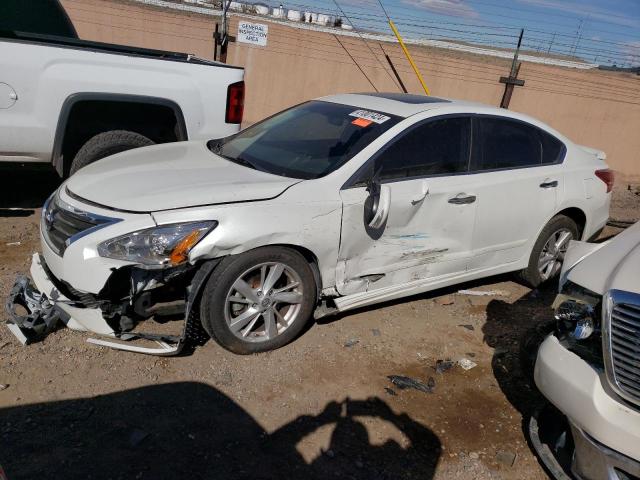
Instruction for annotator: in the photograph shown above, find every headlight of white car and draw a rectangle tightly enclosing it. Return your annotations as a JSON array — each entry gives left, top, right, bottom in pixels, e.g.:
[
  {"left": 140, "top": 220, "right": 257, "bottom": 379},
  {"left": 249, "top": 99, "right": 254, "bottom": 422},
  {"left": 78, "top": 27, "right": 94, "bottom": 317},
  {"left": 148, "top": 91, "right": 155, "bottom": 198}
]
[
  {"left": 98, "top": 221, "right": 216, "bottom": 266},
  {"left": 553, "top": 281, "right": 602, "bottom": 341}
]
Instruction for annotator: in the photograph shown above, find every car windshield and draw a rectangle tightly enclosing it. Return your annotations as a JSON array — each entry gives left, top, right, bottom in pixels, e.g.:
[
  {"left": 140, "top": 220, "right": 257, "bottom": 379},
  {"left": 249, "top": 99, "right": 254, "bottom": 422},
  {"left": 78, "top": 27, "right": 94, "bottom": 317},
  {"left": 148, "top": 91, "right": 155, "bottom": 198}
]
[{"left": 208, "top": 101, "right": 401, "bottom": 179}]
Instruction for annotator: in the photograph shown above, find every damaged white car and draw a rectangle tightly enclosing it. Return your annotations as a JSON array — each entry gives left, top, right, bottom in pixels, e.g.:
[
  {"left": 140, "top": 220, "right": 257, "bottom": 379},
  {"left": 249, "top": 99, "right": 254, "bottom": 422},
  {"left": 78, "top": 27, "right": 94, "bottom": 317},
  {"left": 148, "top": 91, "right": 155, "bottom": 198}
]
[
  {"left": 532, "top": 221, "right": 640, "bottom": 480},
  {"left": 6, "top": 93, "right": 612, "bottom": 355}
]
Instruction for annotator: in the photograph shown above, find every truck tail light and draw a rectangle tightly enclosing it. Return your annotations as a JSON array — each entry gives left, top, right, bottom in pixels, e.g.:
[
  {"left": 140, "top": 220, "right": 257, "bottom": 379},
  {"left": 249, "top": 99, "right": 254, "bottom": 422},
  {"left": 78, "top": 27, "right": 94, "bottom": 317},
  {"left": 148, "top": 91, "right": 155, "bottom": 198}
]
[
  {"left": 225, "top": 81, "right": 244, "bottom": 124},
  {"left": 595, "top": 169, "right": 614, "bottom": 193}
]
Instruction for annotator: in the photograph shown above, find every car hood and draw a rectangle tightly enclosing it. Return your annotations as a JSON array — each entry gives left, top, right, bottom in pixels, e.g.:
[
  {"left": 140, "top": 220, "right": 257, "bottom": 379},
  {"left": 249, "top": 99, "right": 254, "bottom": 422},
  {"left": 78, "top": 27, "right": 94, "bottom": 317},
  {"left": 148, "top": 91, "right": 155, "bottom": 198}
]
[
  {"left": 65, "top": 141, "right": 301, "bottom": 212},
  {"left": 566, "top": 221, "right": 640, "bottom": 295}
]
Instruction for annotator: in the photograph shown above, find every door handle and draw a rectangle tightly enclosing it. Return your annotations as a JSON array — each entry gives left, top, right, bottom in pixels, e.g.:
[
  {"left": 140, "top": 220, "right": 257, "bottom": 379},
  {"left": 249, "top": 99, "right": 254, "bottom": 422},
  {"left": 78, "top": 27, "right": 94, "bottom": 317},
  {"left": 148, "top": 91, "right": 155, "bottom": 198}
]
[
  {"left": 540, "top": 180, "right": 558, "bottom": 188},
  {"left": 448, "top": 193, "right": 476, "bottom": 205},
  {"left": 411, "top": 191, "right": 429, "bottom": 205}
]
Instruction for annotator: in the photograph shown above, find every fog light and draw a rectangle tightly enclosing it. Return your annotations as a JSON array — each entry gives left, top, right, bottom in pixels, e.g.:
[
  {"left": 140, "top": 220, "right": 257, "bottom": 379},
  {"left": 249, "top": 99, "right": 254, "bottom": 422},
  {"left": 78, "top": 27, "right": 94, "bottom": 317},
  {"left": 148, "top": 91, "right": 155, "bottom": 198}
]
[{"left": 555, "top": 300, "right": 596, "bottom": 340}]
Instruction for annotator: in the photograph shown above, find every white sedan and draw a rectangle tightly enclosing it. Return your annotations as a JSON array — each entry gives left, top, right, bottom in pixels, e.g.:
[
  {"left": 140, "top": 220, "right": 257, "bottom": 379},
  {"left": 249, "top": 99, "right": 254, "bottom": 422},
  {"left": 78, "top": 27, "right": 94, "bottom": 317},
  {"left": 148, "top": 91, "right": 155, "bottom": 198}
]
[{"left": 7, "top": 93, "right": 612, "bottom": 354}]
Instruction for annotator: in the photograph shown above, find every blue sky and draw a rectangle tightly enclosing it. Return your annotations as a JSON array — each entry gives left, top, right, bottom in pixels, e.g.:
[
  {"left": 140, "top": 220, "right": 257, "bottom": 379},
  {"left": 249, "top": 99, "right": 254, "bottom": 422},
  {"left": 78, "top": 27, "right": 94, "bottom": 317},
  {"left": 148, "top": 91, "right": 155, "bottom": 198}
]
[{"left": 267, "top": 0, "right": 640, "bottom": 65}]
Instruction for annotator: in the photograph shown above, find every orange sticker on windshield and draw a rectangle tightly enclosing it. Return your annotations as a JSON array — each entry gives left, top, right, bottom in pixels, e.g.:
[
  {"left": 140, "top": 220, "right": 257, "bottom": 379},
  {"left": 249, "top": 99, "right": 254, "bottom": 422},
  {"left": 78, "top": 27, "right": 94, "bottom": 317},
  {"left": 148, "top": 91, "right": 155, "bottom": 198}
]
[{"left": 352, "top": 117, "right": 373, "bottom": 127}]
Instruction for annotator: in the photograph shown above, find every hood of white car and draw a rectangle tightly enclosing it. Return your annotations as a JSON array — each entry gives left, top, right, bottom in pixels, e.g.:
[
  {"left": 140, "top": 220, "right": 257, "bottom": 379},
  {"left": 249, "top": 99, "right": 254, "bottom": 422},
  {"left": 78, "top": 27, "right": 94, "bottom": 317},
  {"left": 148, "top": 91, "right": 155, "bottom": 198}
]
[
  {"left": 566, "top": 221, "right": 640, "bottom": 295},
  {"left": 65, "top": 141, "right": 301, "bottom": 212}
]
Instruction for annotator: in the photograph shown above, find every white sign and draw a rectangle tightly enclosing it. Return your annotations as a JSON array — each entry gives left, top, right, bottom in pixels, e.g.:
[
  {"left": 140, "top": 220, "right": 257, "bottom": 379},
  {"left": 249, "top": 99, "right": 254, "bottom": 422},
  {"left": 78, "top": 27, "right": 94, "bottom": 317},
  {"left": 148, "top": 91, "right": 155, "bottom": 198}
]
[
  {"left": 349, "top": 109, "right": 391, "bottom": 124},
  {"left": 238, "top": 22, "right": 268, "bottom": 47}
]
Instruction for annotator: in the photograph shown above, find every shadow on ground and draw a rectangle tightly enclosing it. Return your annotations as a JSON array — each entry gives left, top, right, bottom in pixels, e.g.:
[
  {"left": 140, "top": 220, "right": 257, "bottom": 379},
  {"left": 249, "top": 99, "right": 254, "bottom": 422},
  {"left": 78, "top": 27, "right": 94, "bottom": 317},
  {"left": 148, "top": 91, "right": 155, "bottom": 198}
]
[
  {"left": 0, "top": 163, "right": 61, "bottom": 214},
  {"left": 0, "top": 382, "right": 441, "bottom": 480},
  {"left": 482, "top": 283, "right": 558, "bottom": 418}
]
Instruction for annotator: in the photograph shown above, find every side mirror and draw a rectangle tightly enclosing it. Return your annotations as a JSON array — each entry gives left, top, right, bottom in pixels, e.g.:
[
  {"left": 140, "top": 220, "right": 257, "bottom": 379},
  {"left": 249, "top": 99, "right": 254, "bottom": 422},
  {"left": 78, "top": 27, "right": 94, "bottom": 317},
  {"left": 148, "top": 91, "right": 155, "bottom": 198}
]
[{"left": 365, "top": 169, "right": 390, "bottom": 229}]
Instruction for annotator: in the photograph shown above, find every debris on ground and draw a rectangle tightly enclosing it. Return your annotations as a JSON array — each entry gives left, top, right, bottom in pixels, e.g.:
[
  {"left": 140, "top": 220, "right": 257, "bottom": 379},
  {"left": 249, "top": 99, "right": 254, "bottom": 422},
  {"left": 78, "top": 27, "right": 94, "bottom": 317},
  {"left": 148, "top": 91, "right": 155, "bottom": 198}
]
[
  {"left": 458, "top": 324, "right": 475, "bottom": 331},
  {"left": 496, "top": 450, "right": 517, "bottom": 467},
  {"left": 458, "top": 358, "right": 478, "bottom": 371},
  {"left": 371, "top": 328, "right": 381, "bottom": 337},
  {"left": 5, "top": 242, "right": 21, "bottom": 246},
  {"left": 435, "top": 295, "right": 455, "bottom": 306},
  {"left": 435, "top": 359, "right": 454, "bottom": 375},
  {"left": 384, "top": 387, "right": 397, "bottom": 396},
  {"left": 458, "top": 289, "right": 510, "bottom": 297},
  {"left": 387, "top": 375, "right": 436, "bottom": 394},
  {"left": 343, "top": 338, "right": 359, "bottom": 347},
  {"left": 0, "top": 384, "right": 8, "bottom": 391}
]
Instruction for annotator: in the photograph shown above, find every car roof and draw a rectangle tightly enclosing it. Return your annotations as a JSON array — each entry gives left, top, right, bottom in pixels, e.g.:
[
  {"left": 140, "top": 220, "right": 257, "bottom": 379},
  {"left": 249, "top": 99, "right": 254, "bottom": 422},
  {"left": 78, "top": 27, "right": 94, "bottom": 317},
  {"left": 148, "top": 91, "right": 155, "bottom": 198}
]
[
  {"left": 317, "top": 92, "right": 569, "bottom": 142},
  {"left": 318, "top": 92, "right": 489, "bottom": 117}
]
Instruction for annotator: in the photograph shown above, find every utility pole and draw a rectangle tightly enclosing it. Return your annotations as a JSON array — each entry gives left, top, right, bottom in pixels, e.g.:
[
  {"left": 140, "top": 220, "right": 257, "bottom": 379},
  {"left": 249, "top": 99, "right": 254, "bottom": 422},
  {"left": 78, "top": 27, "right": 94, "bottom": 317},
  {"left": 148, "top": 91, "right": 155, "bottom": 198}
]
[
  {"left": 214, "top": 0, "right": 233, "bottom": 63},
  {"left": 499, "top": 28, "right": 525, "bottom": 109}
]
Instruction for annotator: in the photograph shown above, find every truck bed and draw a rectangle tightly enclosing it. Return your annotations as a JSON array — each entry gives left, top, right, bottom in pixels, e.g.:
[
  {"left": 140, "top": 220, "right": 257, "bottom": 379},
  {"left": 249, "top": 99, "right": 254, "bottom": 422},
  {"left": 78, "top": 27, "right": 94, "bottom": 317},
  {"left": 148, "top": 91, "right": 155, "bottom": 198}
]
[{"left": 0, "top": 30, "right": 240, "bottom": 69}]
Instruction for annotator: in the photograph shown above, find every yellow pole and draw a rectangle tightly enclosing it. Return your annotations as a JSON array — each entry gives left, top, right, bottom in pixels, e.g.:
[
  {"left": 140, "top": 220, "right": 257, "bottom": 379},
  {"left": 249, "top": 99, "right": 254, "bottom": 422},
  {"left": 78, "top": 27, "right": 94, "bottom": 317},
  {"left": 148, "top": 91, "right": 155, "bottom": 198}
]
[{"left": 388, "top": 19, "right": 430, "bottom": 95}]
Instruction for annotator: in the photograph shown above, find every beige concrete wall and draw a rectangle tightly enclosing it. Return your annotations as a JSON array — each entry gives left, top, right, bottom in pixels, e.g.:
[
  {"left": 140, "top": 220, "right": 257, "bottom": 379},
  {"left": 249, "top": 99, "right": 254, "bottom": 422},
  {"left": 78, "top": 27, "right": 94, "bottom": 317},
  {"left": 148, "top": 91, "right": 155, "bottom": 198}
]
[{"left": 62, "top": 0, "right": 640, "bottom": 180}]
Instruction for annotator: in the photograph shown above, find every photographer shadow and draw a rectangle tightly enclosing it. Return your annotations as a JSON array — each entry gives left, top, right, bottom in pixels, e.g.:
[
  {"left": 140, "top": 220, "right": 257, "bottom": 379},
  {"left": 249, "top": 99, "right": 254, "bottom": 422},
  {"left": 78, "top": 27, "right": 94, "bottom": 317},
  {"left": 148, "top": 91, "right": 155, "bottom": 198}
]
[{"left": 0, "top": 382, "right": 441, "bottom": 480}]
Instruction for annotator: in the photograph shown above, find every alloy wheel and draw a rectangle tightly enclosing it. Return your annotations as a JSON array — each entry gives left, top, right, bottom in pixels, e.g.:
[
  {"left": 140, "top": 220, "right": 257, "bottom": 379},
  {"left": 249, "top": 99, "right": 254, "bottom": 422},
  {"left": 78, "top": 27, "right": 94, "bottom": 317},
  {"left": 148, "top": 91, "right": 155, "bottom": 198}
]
[
  {"left": 224, "top": 262, "right": 304, "bottom": 342},
  {"left": 538, "top": 228, "right": 573, "bottom": 281}
]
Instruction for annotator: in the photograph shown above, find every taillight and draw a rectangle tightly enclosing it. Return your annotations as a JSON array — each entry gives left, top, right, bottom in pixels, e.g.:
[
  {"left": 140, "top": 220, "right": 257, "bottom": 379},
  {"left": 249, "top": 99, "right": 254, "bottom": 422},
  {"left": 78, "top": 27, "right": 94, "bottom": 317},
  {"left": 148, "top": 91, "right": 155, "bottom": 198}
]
[
  {"left": 595, "top": 168, "right": 614, "bottom": 193},
  {"left": 225, "top": 81, "right": 244, "bottom": 124}
]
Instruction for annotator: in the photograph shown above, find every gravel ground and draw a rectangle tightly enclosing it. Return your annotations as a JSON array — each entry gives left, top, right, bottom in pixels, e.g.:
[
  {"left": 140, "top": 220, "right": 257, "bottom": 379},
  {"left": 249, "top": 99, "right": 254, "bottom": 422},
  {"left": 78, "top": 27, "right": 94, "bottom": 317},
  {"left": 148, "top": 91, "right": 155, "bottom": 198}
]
[{"left": 0, "top": 164, "right": 638, "bottom": 480}]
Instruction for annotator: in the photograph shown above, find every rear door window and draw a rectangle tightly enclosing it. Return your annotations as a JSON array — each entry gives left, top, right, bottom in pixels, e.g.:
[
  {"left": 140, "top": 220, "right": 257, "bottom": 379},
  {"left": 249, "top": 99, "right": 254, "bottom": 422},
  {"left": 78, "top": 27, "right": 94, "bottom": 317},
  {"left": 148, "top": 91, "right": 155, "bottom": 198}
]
[
  {"left": 375, "top": 116, "right": 471, "bottom": 181},
  {"left": 472, "top": 117, "right": 542, "bottom": 171}
]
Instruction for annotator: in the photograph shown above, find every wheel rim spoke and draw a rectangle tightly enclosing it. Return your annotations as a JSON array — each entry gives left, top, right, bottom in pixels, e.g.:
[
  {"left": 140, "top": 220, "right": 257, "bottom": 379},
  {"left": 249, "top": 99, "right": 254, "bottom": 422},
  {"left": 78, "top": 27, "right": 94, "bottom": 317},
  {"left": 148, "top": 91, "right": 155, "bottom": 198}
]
[
  {"left": 232, "top": 279, "right": 258, "bottom": 303},
  {"left": 229, "top": 295, "right": 252, "bottom": 305},
  {"left": 272, "top": 281, "right": 299, "bottom": 294},
  {"left": 272, "top": 291, "right": 303, "bottom": 304},
  {"left": 241, "top": 314, "right": 261, "bottom": 337},
  {"left": 554, "top": 231, "right": 572, "bottom": 252},
  {"left": 229, "top": 309, "right": 260, "bottom": 333},
  {"left": 262, "top": 264, "right": 284, "bottom": 293},
  {"left": 274, "top": 308, "right": 288, "bottom": 328},
  {"left": 263, "top": 309, "right": 277, "bottom": 339}
]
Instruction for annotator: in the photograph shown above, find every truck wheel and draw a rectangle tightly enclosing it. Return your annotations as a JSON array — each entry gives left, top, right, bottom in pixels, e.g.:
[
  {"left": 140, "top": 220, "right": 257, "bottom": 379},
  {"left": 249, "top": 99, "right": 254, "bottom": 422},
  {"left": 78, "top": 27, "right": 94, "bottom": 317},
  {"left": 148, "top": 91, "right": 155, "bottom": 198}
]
[
  {"left": 199, "top": 247, "right": 317, "bottom": 354},
  {"left": 69, "top": 130, "right": 154, "bottom": 175},
  {"left": 519, "top": 215, "right": 579, "bottom": 288}
]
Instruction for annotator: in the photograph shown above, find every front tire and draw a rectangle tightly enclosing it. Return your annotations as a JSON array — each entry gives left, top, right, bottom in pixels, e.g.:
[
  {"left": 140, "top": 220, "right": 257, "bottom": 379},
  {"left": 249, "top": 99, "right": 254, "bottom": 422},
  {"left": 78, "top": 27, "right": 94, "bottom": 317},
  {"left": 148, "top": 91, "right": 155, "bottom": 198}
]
[
  {"left": 200, "top": 247, "right": 317, "bottom": 354},
  {"left": 519, "top": 215, "right": 579, "bottom": 288},
  {"left": 69, "top": 130, "right": 154, "bottom": 175}
]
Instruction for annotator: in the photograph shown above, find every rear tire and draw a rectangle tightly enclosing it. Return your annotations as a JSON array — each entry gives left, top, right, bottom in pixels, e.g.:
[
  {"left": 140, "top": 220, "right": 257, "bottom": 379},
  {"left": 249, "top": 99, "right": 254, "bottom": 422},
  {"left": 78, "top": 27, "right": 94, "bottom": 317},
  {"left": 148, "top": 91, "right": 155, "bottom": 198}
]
[
  {"left": 200, "top": 247, "right": 317, "bottom": 354},
  {"left": 69, "top": 130, "right": 154, "bottom": 175},
  {"left": 519, "top": 215, "right": 579, "bottom": 288}
]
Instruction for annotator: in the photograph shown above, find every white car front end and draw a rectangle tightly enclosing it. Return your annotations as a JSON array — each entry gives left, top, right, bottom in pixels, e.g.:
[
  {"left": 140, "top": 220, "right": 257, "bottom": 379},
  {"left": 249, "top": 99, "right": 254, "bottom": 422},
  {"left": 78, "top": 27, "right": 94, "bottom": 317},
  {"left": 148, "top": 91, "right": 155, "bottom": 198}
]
[{"left": 534, "top": 221, "right": 640, "bottom": 479}]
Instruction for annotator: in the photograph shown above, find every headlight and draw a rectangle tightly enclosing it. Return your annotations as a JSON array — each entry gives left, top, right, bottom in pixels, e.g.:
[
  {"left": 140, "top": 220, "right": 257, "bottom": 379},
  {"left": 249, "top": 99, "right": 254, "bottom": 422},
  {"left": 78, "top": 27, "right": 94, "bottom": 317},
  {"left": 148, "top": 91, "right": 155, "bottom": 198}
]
[
  {"left": 98, "top": 221, "right": 216, "bottom": 266},
  {"left": 553, "top": 282, "right": 601, "bottom": 341}
]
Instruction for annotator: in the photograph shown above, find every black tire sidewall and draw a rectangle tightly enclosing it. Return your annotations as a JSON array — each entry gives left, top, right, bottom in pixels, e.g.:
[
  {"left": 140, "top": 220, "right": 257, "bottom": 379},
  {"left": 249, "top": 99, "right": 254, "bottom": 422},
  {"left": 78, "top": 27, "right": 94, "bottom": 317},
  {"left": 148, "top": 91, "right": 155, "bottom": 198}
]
[
  {"left": 69, "top": 130, "right": 154, "bottom": 175},
  {"left": 522, "top": 215, "right": 579, "bottom": 288},
  {"left": 200, "top": 247, "right": 317, "bottom": 354}
]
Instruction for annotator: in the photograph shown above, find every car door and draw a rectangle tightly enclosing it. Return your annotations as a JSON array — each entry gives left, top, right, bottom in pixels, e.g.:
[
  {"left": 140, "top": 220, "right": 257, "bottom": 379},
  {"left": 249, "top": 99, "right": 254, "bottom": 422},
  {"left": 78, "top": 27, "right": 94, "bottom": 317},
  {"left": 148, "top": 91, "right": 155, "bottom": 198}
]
[
  {"left": 467, "top": 115, "right": 564, "bottom": 271},
  {"left": 336, "top": 116, "right": 480, "bottom": 296}
]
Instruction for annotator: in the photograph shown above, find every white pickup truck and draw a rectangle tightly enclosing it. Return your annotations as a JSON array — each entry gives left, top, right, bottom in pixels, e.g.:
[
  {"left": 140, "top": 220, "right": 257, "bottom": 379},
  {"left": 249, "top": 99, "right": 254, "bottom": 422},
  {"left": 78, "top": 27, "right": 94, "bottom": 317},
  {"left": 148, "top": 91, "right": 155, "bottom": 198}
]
[{"left": 0, "top": 0, "right": 244, "bottom": 176}]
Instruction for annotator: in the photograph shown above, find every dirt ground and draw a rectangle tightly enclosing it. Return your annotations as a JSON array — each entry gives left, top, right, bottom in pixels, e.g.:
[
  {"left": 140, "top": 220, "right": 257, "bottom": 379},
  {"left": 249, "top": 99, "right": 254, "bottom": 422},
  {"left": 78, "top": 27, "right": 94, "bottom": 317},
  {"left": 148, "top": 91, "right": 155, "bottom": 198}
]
[{"left": 0, "top": 164, "right": 638, "bottom": 480}]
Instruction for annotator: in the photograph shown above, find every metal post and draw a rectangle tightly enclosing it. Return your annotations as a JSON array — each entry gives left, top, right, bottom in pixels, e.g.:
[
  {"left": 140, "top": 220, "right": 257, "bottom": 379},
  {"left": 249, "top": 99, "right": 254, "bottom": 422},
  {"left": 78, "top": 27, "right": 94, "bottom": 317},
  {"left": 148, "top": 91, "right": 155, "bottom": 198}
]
[
  {"left": 388, "top": 20, "right": 430, "bottom": 95},
  {"left": 499, "top": 29, "right": 525, "bottom": 109}
]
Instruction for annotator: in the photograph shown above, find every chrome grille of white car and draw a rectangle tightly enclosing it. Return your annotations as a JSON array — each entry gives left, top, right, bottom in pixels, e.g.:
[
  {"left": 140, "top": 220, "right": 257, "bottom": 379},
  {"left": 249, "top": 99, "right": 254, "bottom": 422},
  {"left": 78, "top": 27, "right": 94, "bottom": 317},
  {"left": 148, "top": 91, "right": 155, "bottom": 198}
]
[
  {"left": 41, "top": 192, "right": 120, "bottom": 256},
  {"left": 604, "top": 290, "right": 640, "bottom": 405}
]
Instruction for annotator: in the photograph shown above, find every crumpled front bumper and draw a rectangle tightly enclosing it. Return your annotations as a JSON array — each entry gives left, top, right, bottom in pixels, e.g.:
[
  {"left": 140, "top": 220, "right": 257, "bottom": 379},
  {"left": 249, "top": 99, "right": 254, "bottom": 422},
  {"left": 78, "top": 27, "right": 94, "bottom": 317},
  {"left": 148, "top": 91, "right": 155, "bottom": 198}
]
[
  {"left": 534, "top": 334, "right": 640, "bottom": 479},
  {"left": 5, "top": 253, "right": 114, "bottom": 344},
  {"left": 5, "top": 253, "right": 215, "bottom": 355}
]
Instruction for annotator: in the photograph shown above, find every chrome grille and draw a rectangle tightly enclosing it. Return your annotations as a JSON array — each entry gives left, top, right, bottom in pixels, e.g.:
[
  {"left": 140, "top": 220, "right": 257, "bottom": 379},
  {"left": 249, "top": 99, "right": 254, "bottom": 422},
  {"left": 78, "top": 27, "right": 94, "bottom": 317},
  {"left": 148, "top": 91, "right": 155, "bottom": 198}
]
[
  {"left": 41, "top": 192, "right": 120, "bottom": 256},
  {"left": 604, "top": 290, "right": 640, "bottom": 405}
]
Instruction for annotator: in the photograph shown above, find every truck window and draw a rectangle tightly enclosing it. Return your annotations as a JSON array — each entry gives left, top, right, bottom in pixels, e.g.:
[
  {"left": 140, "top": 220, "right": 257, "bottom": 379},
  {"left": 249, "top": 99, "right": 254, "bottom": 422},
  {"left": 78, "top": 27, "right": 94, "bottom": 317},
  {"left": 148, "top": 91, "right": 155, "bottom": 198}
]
[{"left": 0, "top": 0, "right": 78, "bottom": 39}]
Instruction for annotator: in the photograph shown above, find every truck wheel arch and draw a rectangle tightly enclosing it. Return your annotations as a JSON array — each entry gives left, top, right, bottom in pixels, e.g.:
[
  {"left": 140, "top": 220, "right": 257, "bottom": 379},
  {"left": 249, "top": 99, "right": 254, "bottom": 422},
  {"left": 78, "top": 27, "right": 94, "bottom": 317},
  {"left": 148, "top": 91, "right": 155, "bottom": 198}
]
[{"left": 52, "top": 92, "right": 188, "bottom": 176}]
